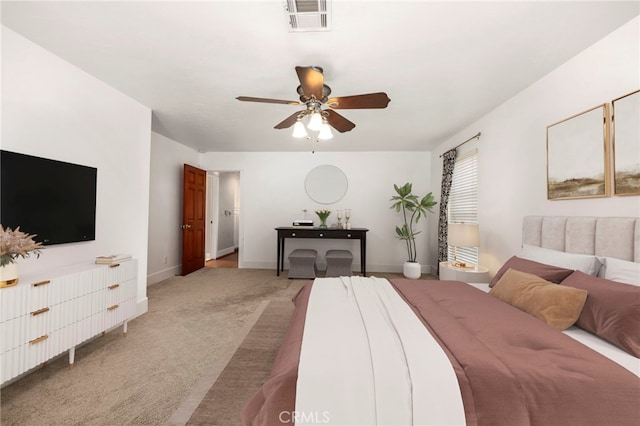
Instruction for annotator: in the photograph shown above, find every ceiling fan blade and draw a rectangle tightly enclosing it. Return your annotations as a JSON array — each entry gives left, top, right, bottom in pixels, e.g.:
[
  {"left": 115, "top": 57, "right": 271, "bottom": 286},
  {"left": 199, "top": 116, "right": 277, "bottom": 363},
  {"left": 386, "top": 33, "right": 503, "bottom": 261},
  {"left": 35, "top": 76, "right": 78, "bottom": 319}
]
[
  {"left": 274, "top": 111, "right": 304, "bottom": 129},
  {"left": 236, "top": 96, "right": 300, "bottom": 106},
  {"left": 327, "top": 92, "right": 391, "bottom": 109},
  {"left": 324, "top": 110, "right": 356, "bottom": 133},
  {"left": 295, "top": 66, "right": 324, "bottom": 100}
]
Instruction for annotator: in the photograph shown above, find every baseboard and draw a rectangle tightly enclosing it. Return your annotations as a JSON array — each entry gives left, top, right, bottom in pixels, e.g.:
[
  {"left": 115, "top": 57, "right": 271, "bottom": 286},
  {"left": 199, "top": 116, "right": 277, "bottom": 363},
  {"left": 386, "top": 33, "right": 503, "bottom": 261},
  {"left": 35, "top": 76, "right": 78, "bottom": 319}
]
[
  {"left": 147, "top": 265, "right": 181, "bottom": 285},
  {"left": 215, "top": 247, "right": 235, "bottom": 258},
  {"left": 240, "top": 261, "right": 278, "bottom": 269}
]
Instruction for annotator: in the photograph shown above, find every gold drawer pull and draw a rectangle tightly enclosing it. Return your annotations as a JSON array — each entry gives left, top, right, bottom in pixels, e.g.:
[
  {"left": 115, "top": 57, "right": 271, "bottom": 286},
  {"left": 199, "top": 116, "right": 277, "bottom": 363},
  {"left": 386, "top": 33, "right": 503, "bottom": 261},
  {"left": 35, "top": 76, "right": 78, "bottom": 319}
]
[
  {"left": 109, "top": 263, "right": 121, "bottom": 268},
  {"left": 31, "top": 307, "right": 50, "bottom": 316},
  {"left": 108, "top": 284, "right": 120, "bottom": 290},
  {"left": 32, "top": 280, "right": 51, "bottom": 287},
  {"left": 29, "top": 335, "right": 49, "bottom": 345},
  {"left": 107, "top": 304, "right": 119, "bottom": 311},
  {"left": 0, "top": 277, "right": 18, "bottom": 288}
]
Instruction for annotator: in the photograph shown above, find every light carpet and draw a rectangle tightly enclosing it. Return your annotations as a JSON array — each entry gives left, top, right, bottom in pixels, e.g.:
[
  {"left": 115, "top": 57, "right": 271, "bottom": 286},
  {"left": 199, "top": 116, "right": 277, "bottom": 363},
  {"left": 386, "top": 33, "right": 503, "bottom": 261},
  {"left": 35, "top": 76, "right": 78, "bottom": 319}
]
[
  {"left": 0, "top": 268, "right": 306, "bottom": 425},
  {"left": 180, "top": 299, "right": 295, "bottom": 426}
]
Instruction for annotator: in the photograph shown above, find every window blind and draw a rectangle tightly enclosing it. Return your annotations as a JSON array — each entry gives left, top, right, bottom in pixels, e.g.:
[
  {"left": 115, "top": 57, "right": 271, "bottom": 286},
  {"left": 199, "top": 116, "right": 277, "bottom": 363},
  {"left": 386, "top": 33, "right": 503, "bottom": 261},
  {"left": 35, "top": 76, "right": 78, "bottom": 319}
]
[{"left": 448, "top": 149, "right": 478, "bottom": 265}]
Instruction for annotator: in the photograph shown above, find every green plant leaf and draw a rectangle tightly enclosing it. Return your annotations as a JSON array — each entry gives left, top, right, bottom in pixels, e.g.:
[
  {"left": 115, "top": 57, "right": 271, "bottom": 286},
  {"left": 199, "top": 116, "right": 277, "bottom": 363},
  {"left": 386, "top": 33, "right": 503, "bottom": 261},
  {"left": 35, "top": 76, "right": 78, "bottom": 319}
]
[{"left": 390, "top": 184, "right": 438, "bottom": 262}]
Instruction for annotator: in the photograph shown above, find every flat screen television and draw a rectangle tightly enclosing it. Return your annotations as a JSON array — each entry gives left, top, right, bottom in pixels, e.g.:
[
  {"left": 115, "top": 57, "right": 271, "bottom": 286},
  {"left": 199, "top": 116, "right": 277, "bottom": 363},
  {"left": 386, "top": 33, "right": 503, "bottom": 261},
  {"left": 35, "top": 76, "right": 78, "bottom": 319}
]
[{"left": 1, "top": 150, "right": 97, "bottom": 245}]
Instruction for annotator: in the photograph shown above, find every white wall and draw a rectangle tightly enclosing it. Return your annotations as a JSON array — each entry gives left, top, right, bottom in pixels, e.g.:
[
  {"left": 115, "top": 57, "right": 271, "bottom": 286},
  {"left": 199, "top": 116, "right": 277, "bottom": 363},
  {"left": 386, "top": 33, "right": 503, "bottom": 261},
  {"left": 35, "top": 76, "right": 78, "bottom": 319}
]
[
  {"left": 200, "top": 151, "right": 433, "bottom": 273},
  {"left": 147, "top": 131, "right": 200, "bottom": 284},
  {"left": 429, "top": 16, "right": 640, "bottom": 277},
  {"left": 2, "top": 27, "right": 152, "bottom": 315}
]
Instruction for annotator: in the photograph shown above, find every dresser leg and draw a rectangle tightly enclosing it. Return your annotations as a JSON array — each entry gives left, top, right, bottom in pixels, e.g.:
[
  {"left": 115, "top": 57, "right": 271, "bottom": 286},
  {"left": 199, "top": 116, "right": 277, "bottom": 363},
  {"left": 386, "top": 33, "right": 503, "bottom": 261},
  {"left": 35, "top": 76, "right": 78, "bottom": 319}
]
[
  {"left": 123, "top": 320, "right": 128, "bottom": 337},
  {"left": 69, "top": 346, "right": 76, "bottom": 369}
]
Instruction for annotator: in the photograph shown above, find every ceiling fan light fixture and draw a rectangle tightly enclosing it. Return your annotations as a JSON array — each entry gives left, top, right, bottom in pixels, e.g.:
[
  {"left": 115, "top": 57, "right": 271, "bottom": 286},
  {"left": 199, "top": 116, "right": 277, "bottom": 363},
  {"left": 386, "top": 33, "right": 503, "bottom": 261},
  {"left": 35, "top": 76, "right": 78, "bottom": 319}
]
[
  {"left": 292, "top": 119, "right": 308, "bottom": 138},
  {"left": 318, "top": 120, "right": 333, "bottom": 140},
  {"left": 307, "top": 110, "right": 323, "bottom": 131},
  {"left": 237, "top": 65, "right": 389, "bottom": 137}
]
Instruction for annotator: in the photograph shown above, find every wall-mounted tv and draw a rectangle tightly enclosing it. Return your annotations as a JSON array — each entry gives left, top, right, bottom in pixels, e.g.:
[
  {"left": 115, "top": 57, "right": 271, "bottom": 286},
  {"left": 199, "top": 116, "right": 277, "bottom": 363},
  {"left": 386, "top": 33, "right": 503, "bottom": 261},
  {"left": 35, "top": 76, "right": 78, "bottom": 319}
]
[{"left": 1, "top": 150, "right": 97, "bottom": 245}]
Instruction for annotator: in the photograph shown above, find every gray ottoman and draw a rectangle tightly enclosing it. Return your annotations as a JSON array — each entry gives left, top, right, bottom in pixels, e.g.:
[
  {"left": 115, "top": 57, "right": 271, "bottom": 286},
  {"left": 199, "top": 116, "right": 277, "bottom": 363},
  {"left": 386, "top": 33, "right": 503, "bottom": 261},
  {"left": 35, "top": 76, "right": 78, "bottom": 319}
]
[
  {"left": 325, "top": 249, "right": 353, "bottom": 277},
  {"left": 288, "top": 249, "right": 318, "bottom": 279}
]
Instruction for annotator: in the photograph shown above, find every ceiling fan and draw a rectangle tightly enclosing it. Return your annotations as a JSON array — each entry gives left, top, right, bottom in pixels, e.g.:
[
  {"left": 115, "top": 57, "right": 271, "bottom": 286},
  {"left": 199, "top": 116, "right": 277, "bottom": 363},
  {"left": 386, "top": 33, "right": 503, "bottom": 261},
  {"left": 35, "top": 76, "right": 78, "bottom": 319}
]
[{"left": 236, "top": 66, "right": 390, "bottom": 137}]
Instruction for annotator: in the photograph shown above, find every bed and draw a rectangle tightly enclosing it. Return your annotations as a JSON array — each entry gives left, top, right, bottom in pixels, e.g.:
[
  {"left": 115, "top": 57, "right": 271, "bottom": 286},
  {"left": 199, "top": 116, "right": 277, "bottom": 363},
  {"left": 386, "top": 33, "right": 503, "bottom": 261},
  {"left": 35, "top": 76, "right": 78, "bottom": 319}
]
[{"left": 242, "top": 216, "right": 640, "bottom": 425}]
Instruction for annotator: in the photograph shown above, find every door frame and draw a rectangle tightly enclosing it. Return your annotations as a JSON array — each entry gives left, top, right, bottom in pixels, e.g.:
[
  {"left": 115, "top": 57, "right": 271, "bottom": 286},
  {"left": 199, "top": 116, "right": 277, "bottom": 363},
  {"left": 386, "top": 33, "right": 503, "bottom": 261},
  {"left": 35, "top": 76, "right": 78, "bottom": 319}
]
[
  {"left": 205, "top": 172, "right": 219, "bottom": 260},
  {"left": 206, "top": 169, "right": 242, "bottom": 266}
]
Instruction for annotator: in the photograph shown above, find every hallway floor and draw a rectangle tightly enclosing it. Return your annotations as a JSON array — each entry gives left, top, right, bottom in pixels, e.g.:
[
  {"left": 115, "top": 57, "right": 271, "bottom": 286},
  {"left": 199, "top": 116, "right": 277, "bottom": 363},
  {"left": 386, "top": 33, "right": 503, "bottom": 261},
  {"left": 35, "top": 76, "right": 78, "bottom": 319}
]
[{"left": 206, "top": 251, "right": 238, "bottom": 269}]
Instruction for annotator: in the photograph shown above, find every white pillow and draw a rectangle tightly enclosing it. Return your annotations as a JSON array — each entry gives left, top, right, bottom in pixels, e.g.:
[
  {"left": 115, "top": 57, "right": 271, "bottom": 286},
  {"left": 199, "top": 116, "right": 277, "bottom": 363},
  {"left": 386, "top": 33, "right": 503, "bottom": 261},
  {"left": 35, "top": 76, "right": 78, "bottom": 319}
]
[
  {"left": 520, "top": 244, "right": 601, "bottom": 276},
  {"left": 602, "top": 257, "right": 640, "bottom": 286}
]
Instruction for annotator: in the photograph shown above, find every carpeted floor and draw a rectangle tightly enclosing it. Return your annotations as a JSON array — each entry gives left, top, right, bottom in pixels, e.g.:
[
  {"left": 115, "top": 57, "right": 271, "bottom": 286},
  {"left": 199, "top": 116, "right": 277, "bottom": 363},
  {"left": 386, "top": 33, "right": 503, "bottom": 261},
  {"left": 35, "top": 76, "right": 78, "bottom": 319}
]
[
  {"left": 0, "top": 268, "right": 306, "bottom": 425},
  {"left": 0, "top": 268, "right": 416, "bottom": 425},
  {"left": 184, "top": 300, "right": 294, "bottom": 426}
]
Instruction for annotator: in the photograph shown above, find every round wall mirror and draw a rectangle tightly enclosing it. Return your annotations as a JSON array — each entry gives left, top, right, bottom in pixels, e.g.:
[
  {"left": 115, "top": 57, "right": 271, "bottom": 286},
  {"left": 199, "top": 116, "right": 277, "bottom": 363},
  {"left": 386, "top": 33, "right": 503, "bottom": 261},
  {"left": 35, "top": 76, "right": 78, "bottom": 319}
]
[{"left": 305, "top": 165, "right": 348, "bottom": 204}]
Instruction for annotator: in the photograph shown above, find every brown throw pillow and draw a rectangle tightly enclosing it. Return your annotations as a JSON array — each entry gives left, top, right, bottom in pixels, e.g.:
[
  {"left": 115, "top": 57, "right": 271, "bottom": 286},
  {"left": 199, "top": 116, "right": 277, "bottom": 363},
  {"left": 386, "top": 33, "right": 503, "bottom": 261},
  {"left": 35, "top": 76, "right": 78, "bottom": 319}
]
[
  {"left": 490, "top": 268, "right": 587, "bottom": 330},
  {"left": 561, "top": 271, "right": 640, "bottom": 358},
  {"left": 489, "top": 256, "right": 574, "bottom": 288}
]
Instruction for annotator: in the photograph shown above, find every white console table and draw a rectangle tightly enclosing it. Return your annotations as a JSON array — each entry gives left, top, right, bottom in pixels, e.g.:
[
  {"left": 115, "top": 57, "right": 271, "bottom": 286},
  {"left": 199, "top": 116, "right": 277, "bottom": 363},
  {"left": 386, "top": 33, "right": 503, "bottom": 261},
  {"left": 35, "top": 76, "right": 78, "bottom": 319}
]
[{"left": 0, "top": 259, "right": 137, "bottom": 385}]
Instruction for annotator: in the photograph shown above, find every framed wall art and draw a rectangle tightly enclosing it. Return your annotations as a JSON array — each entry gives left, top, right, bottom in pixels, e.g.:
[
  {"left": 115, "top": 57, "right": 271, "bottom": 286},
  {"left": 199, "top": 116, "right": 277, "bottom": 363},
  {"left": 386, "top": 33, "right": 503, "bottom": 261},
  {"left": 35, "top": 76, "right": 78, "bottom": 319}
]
[
  {"left": 546, "top": 104, "right": 610, "bottom": 200},
  {"left": 612, "top": 90, "right": 640, "bottom": 196}
]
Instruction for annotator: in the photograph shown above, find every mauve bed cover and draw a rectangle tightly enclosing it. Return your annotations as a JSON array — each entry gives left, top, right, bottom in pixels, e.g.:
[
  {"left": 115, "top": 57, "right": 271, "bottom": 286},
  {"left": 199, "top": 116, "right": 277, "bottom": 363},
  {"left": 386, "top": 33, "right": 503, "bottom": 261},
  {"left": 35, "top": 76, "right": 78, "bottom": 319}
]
[{"left": 242, "top": 279, "right": 640, "bottom": 426}]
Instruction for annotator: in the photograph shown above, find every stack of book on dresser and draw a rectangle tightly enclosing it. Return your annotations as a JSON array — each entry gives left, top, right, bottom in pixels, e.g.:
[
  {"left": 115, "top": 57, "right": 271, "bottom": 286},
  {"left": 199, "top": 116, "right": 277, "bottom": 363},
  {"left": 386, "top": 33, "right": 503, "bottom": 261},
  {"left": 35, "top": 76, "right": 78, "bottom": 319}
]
[
  {"left": 95, "top": 254, "right": 132, "bottom": 264},
  {"left": 292, "top": 220, "right": 314, "bottom": 229}
]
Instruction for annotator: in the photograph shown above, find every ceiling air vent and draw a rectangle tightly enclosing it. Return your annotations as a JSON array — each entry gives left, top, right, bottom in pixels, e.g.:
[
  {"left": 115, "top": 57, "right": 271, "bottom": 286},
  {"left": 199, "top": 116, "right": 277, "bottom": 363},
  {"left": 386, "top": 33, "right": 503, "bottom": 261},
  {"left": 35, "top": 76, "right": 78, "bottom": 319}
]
[{"left": 284, "top": 0, "right": 332, "bottom": 32}]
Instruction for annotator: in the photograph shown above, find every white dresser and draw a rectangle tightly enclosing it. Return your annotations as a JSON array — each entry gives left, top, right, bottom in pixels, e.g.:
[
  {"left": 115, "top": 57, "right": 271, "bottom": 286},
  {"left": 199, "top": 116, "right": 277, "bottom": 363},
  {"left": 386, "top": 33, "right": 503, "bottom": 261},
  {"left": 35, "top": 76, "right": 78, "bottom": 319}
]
[{"left": 0, "top": 259, "right": 137, "bottom": 385}]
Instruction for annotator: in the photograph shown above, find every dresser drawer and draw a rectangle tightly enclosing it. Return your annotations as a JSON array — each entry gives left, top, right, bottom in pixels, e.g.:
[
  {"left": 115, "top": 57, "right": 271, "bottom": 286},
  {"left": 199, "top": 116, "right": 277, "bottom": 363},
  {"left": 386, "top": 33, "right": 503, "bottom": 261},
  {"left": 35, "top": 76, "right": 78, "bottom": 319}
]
[
  {"left": 95, "top": 260, "right": 137, "bottom": 290},
  {"left": 103, "top": 297, "right": 135, "bottom": 331},
  {"left": 0, "top": 304, "right": 62, "bottom": 354},
  {"left": 0, "top": 328, "right": 64, "bottom": 384},
  {"left": 60, "top": 269, "right": 102, "bottom": 299},
  {"left": 280, "top": 229, "right": 363, "bottom": 239},
  {"left": 0, "top": 278, "right": 61, "bottom": 323},
  {"left": 105, "top": 279, "right": 136, "bottom": 307}
]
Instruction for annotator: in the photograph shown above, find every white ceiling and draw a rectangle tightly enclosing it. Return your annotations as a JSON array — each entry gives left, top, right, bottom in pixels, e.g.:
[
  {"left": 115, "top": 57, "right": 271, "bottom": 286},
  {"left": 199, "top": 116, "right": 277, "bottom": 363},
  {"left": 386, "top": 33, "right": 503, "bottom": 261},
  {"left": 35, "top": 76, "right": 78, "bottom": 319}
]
[{"left": 2, "top": 1, "right": 638, "bottom": 152}]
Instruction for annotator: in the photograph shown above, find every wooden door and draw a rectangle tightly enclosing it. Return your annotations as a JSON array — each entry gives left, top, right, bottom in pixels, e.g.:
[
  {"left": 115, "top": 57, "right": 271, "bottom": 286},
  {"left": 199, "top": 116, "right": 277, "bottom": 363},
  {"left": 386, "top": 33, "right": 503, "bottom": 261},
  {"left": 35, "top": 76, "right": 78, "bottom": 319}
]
[{"left": 182, "top": 164, "right": 207, "bottom": 275}]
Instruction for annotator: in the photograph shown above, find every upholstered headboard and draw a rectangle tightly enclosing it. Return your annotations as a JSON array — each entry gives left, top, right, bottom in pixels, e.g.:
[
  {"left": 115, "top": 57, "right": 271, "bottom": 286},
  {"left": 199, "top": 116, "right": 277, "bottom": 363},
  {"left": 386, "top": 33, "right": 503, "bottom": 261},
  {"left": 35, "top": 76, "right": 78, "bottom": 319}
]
[{"left": 523, "top": 216, "right": 640, "bottom": 263}]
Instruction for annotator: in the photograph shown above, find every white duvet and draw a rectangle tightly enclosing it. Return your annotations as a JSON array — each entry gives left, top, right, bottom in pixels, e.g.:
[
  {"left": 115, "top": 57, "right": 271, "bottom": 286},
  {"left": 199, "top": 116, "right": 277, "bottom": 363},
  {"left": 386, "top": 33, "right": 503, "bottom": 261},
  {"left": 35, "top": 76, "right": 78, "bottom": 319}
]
[{"left": 295, "top": 276, "right": 466, "bottom": 426}]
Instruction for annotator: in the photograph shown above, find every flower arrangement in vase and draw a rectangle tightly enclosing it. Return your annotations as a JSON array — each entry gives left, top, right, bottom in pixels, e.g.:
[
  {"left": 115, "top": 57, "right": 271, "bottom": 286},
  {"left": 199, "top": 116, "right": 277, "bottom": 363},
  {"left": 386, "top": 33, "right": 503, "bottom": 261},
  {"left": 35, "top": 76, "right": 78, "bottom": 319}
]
[
  {"left": 315, "top": 210, "right": 331, "bottom": 229},
  {"left": 0, "top": 225, "right": 43, "bottom": 287}
]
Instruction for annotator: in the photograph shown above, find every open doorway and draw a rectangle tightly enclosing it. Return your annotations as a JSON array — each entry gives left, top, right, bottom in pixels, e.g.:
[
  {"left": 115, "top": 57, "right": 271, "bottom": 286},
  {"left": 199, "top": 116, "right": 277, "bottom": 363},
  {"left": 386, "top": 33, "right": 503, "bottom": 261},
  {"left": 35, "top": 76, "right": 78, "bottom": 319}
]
[{"left": 205, "top": 171, "right": 240, "bottom": 269}]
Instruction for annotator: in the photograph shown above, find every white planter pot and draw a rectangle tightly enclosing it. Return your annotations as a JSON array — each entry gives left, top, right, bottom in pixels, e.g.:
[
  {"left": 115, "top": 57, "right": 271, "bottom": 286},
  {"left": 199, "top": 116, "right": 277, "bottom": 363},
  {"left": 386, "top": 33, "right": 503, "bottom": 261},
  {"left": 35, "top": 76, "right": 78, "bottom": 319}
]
[
  {"left": 0, "top": 262, "right": 19, "bottom": 288},
  {"left": 403, "top": 261, "right": 421, "bottom": 279}
]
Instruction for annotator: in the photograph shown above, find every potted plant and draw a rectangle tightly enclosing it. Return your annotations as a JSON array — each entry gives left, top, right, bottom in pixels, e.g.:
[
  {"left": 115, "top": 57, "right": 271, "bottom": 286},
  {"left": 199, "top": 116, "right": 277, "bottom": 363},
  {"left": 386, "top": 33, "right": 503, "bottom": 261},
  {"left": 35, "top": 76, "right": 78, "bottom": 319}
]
[
  {"left": 0, "top": 225, "right": 43, "bottom": 288},
  {"left": 389, "top": 183, "right": 437, "bottom": 279},
  {"left": 315, "top": 210, "right": 331, "bottom": 229}
]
